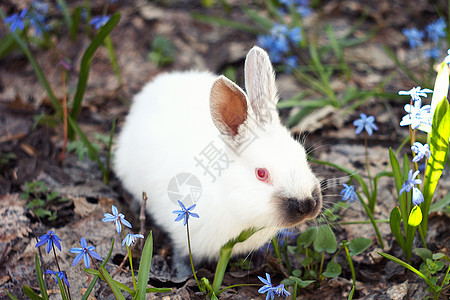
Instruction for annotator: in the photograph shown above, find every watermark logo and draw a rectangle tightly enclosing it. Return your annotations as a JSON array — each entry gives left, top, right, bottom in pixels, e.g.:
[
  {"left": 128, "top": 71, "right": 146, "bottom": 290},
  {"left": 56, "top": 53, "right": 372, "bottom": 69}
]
[
  {"left": 167, "top": 173, "right": 202, "bottom": 206},
  {"left": 194, "top": 141, "right": 233, "bottom": 182}
]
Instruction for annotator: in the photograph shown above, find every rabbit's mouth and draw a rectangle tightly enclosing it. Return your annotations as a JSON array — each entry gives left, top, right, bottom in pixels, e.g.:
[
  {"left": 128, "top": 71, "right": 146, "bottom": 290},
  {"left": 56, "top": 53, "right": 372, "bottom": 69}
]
[{"left": 274, "top": 186, "right": 322, "bottom": 227}]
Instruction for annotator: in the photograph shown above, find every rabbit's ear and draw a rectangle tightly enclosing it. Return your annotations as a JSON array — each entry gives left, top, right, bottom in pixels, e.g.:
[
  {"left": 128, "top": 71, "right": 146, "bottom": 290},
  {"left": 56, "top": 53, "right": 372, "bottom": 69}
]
[
  {"left": 210, "top": 75, "right": 248, "bottom": 137},
  {"left": 244, "top": 46, "right": 279, "bottom": 124}
]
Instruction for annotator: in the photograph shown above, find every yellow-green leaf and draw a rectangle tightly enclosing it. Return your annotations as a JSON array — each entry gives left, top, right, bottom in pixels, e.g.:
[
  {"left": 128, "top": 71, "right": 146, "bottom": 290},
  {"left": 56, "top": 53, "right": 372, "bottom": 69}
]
[
  {"left": 408, "top": 205, "right": 422, "bottom": 227},
  {"left": 420, "top": 62, "right": 449, "bottom": 133},
  {"left": 431, "top": 62, "right": 449, "bottom": 119}
]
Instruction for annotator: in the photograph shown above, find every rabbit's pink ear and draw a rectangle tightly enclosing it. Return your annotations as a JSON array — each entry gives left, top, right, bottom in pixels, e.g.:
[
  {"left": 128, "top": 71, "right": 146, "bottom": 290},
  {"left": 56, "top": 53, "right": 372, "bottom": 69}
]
[
  {"left": 210, "top": 76, "right": 248, "bottom": 137},
  {"left": 244, "top": 46, "right": 279, "bottom": 124}
]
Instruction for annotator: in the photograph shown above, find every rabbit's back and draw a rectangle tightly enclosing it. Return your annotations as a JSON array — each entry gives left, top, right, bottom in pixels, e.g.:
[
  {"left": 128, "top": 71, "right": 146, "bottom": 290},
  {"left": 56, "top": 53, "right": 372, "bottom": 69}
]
[{"left": 114, "top": 71, "right": 218, "bottom": 204}]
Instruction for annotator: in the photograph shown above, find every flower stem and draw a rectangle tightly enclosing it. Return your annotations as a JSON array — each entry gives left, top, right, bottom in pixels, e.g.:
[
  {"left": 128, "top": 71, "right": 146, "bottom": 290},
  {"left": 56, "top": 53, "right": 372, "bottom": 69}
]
[
  {"left": 53, "top": 245, "right": 72, "bottom": 300},
  {"left": 122, "top": 229, "right": 137, "bottom": 291},
  {"left": 356, "top": 192, "right": 385, "bottom": 249},
  {"left": 342, "top": 241, "right": 356, "bottom": 300},
  {"left": 88, "top": 252, "right": 121, "bottom": 300},
  {"left": 364, "top": 133, "right": 374, "bottom": 212},
  {"left": 318, "top": 251, "right": 325, "bottom": 280},
  {"left": 186, "top": 221, "right": 201, "bottom": 291}
]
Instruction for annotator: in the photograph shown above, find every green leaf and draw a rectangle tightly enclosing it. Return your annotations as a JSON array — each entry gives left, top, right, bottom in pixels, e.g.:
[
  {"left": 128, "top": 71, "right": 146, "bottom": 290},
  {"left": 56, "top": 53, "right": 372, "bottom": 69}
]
[
  {"left": 242, "top": 6, "right": 273, "bottom": 30},
  {"left": 322, "top": 261, "right": 342, "bottom": 278},
  {"left": 288, "top": 276, "right": 315, "bottom": 288},
  {"left": 5, "top": 290, "right": 19, "bottom": 300},
  {"left": 430, "top": 192, "right": 450, "bottom": 212},
  {"left": 313, "top": 225, "right": 337, "bottom": 253},
  {"left": 34, "top": 253, "right": 49, "bottom": 300},
  {"left": 292, "top": 269, "right": 302, "bottom": 277},
  {"left": 0, "top": 34, "right": 16, "bottom": 58},
  {"left": 71, "top": 7, "right": 82, "bottom": 40},
  {"left": 145, "top": 288, "right": 172, "bottom": 293},
  {"left": 56, "top": 0, "right": 73, "bottom": 32},
  {"left": 135, "top": 232, "right": 153, "bottom": 300},
  {"left": 382, "top": 45, "right": 421, "bottom": 84},
  {"left": 85, "top": 269, "right": 135, "bottom": 295},
  {"left": 414, "top": 248, "right": 433, "bottom": 261},
  {"left": 348, "top": 237, "right": 372, "bottom": 256},
  {"left": 223, "top": 227, "right": 259, "bottom": 248},
  {"left": 430, "top": 62, "right": 449, "bottom": 123},
  {"left": 432, "top": 253, "right": 445, "bottom": 260},
  {"left": 378, "top": 252, "right": 436, "bottom": 290},
  {"left": 301, "top": 257, "right": 313, "bottom": 268},
  {"left": 70, "top": 13, "right": 121, "bottom": 126},
  {"left": 422, "top": 97, "right": 450, "bottom": 234},
  {"left": 297, "top": 227, "right": 317, "bottom": 248},
  {"left": 23, "top": 286, "right": 43, "bottom": 300},
  {"left": 389, "top": 206, "right": 406, "bottom": 252},
  {"left": 98, "top": 265, "right": 126, "bottom": 300},
  {"left": 389, "top": 149, "right": 408, "bottom": 223}
]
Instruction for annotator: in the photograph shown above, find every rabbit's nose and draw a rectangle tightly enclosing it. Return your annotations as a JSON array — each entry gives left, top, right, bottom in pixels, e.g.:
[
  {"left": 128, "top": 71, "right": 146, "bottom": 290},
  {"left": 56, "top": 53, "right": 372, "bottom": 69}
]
[{"left": 279, "top": 186, "right": 322, "bottom": 225}]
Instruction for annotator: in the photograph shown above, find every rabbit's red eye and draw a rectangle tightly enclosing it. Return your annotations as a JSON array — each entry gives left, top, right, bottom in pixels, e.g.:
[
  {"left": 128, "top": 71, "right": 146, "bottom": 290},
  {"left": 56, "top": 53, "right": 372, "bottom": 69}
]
[{"left": 256, "top": 168, "right": 270, "bottom": 183}]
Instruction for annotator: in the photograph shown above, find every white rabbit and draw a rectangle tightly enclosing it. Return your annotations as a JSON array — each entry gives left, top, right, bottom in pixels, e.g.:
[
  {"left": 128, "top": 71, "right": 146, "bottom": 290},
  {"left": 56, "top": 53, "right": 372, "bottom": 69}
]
[{"left": 114, "top": 46, "right": 322, "bottom": 274}]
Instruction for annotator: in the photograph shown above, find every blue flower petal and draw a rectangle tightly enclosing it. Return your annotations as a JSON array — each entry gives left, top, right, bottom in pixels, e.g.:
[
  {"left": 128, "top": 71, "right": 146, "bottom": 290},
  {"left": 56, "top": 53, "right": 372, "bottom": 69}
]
[{"left": 72, "top": 252, "right": 84, "bottom": 266}]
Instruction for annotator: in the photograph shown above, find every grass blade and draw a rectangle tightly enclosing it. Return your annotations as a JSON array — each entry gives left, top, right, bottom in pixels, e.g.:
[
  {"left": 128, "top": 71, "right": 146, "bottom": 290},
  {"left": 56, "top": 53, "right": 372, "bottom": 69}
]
[
  {"left": 70, "top": 13, "right": 121, "bottom": 126},
  {"left": 378, "top": 252, "right": 436, "bottom": 290},
  {"left": 135, "top": 232, "right": 153, "bottom": 300},
  {"left": 34, "top": 253, "right": 49, "bottom": 300}
]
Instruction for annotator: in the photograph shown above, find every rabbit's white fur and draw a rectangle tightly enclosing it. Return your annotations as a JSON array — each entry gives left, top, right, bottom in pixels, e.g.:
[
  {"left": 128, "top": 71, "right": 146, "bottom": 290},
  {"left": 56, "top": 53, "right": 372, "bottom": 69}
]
[{"left": 115, "top": 46, "right": 322, "bottom": 265}]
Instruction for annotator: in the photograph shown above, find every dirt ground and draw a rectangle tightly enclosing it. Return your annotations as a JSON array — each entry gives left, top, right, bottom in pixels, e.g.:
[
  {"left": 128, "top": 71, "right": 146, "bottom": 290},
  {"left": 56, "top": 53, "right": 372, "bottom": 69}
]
[{"left": 0, "top": 0, "right": 449, "bottom": 299}]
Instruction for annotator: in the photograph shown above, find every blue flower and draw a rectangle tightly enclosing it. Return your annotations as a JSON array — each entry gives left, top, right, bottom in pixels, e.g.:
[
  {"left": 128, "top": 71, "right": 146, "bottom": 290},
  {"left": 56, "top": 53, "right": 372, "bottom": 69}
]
[
  {"left": 26, "top": 1, "right": 50, "bottom": 37},
  {"left": 70, "top": 237, "right": 102, "bottom": 269},
  {"left": 258, "top": 273, "right": 276, "bottom": 300},
  {"left": 172, "top": 200, "right": 199, "bottom": 226},
  {"left": 425, "top": 48, "right": 440, "bottom": 59},
  {"left": 4, "top": 8, "right": 28, "bottom": 33},
  {"left": 287, "top": 27, "right": 302, "bottom": 44},
  {"left": 31, "top": 1, "right": 49, "bottom": 15},
  {"left": 411, "top": 142, "right": 431, "bottom": 162},
  {"left": 122, "top": 233, "right": 144, "bottom": 247},
  {"left": 257, "top": 34, "right": 288, "bottom": 63},
  {"left": 297, "top": 6, "right": 313, "bottom": 18},
  {"left": 399, "top": 99, "right": 432, "bottom": 129},
  {"left": 257, "top": 23, "right": 302, "bottom": 63},
  {"left": 275, "top": 228, "right": 297, "bottom": 247},
  {"left": 89, "top": 15, "right": 111, "bottom": 29},
  {"left": 402, "top": 27, "right": 424, "bottom": 48},
  {"left": 273, "top": 283, "right": 291, "bottom": 297},
  {"left": 257, "top": 273, "right": 291, "bottom": 299},
  {"left": 398, "top": 86, "right": 433, "bottom": 102},
  {"left": 36, "top": 231, "right": 62, "bottom": 253},
  {"left": 45, "top": 270, "right": 70, "bottom": 288},
  {"left": 280, "top": 0, "right": 312, "bottom": 16},
  {"left": 399, "top": 169, "right": 422, "bottom": 196},
  {"left": 284, "top": 56, "right": 298, "bottom": 73},
  {"left": 102, "top": 205, "right": 132, "bottom": 233},
  {"left": 425, "top": 18, "right": 447, "bottom": 43},
  {"left": 341, "top": 184, "right": 357, "bottom": 202},
  {"left": 353, "top": 113, "right": 378, "bottom": 136},
  {"left": 412, "top": 187, "right": 424, "bottom": 206},
  {"left": 445, "top": 49, "right": 450, "bottom": 65}
]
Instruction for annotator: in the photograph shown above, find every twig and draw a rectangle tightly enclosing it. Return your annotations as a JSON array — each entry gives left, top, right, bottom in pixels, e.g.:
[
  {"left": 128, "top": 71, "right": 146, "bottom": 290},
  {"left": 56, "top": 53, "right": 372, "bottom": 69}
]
[
  {"left": 58, "top": 64, "right": 68, "bottom": 163},
  {"left": 139, "top": 192, "right": 147, "bottom": 251}
]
